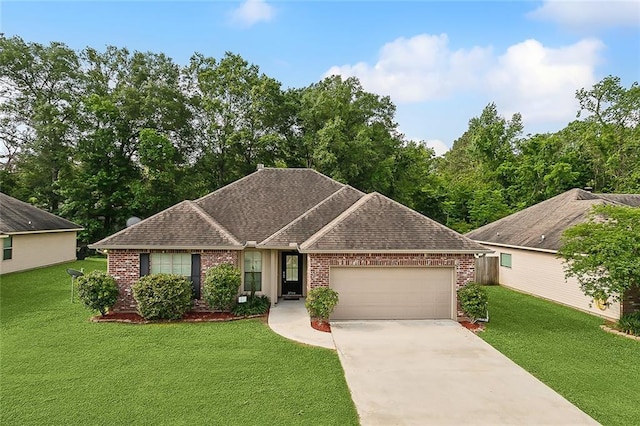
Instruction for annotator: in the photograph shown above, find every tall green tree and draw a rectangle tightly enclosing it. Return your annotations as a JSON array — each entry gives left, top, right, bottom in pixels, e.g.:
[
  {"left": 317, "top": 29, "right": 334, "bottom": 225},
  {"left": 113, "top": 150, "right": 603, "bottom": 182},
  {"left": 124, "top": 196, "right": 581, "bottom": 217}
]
[
  {"left": 559, "top": 205, "right": 640, "bottom": 303},
  {"left": 186, "top": 52, "right": 286, "bottom": 190},
  {"left": 436, "top": 103, "right": 522, "bottom": 231},
  {"left": 0, "top": 36, "right": 82, "bottom": 211},
  {"left": 292, "top": 75, "right": 402, "bottom": 194},
  {"left": 60, "top": 47, "right": 192, "bottom": 241},
  {"left": 575, "top": 76, "right": 640, "bottom": 192},
  {"left": 508, "top": 130, "right": 588, "bottom": 207}
]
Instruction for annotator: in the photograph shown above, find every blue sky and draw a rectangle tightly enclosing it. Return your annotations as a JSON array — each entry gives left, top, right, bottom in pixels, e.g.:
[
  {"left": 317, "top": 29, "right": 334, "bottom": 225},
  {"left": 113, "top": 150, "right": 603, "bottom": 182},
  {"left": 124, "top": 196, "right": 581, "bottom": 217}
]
[{"left": 2, "top": 0, "right": 639, "bottom": 154}]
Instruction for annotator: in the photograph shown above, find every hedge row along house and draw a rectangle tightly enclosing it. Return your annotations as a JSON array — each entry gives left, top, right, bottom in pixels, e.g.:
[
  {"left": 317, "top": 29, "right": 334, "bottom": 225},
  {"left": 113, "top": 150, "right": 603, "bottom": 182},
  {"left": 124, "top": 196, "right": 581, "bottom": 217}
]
[{"left": 91, "top": 167, "right": 490, "bottom": 319}]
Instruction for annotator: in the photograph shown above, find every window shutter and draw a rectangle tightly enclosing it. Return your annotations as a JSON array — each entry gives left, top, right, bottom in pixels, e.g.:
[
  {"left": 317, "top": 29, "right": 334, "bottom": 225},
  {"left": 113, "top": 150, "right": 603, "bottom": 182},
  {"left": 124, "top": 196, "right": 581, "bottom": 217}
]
[
  {"left": 140, "top": 253, "right": 150, "bottom": 277},
  {"left": 191, "top": 254, "right": 201, "bottom": 299}
]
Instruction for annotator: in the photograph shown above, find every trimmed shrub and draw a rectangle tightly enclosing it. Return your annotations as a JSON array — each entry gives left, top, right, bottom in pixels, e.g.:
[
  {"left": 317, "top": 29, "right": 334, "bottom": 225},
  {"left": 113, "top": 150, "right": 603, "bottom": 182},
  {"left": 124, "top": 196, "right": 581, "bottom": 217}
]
[
  {"left": 618, "top": 311, "right": 640, "bottom": 336},
  {"left": 232, "top": 294, "right": 270, "bottom": 316},
  {"left": 457, "top": 282, "right": 488, "bottom": 323},
  {"left": 76, "top": 270, "right": 119, "bottom": 315},
  {"left": 203, "top": 264, "right": 241, "bottom": 312},
  {"left": 305, "top": 287, "right": 339, "bottom": 321},
  {"left": 132, "top": 274, "right": 193, "bottom": 320}
]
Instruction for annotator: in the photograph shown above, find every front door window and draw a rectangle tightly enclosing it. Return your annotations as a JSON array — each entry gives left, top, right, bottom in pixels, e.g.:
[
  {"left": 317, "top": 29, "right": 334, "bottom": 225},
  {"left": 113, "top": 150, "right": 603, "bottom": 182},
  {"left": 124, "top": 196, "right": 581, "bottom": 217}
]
[{"left": 282, "top": 252, "right": 302, "bottom": 295}]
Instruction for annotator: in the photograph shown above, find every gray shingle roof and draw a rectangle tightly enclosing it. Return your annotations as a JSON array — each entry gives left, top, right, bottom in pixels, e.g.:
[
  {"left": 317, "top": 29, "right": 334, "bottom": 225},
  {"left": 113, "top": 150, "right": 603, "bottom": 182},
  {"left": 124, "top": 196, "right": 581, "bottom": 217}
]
[
  {"left": 195, "top": 168, "right": 345, "bottom": 243},
  {"left": 300, "top": 193, "right": 490, "bottom": 252},
  {"left": 91, "top": 201, "right": 241, "bottom": 249},
  {"left": 260, "top": 186, "right": 365, "bottom": 247},
  {"left": 92, "top": 168, "right": 489, "bottom": 253},
  {"left": 0, "top": 192, "right": 82, "bottom": 234},
  {"left": 465, "top": 188, "right": 640, "bottom": 251}
]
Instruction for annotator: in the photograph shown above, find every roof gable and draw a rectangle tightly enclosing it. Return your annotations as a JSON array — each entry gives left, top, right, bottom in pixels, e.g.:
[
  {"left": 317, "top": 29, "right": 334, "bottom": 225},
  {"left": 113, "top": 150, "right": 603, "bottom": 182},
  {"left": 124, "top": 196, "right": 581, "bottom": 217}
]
[
  {"left": 260, "top": 186, "right": 365, "bottom": 247},
  {"left": 195, "top": 168, "right": 345, "bottom": 243},
  {"left": 465, "top": 188, "right": 640, "bottom": 251},
  {"left": 91, "top": 201, "right": 241, "bottom": 249},
  {"left": 0, "top": 192, "right": 81, "bottom": 234},
  {"left": 300, "top": 192, "right": 490, "bottom": 252}
]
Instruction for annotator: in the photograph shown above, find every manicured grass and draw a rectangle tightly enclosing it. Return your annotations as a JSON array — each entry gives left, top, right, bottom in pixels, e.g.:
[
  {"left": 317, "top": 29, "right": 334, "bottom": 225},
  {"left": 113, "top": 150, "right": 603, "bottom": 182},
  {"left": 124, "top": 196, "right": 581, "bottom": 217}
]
[
  {"left": 0, "top": 260, "right": 358, "bottom": 425},
  {"left": 481, "top": 286, "right": 640, "bottom": 426}
]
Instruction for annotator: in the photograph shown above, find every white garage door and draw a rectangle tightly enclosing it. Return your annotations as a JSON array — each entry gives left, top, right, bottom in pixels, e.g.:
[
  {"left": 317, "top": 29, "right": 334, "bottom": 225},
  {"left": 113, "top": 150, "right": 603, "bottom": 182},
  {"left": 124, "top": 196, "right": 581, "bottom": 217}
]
[{"left": 330, "top": 267, "right": 454, "bottom": 320}]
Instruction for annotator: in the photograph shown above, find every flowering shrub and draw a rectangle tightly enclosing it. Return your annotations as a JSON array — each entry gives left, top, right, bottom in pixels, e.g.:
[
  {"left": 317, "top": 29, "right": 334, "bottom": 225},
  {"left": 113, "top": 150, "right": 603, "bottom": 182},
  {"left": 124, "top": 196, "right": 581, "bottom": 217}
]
[{"left": 305, "top": 287, "right": 339, "bottom": 321}]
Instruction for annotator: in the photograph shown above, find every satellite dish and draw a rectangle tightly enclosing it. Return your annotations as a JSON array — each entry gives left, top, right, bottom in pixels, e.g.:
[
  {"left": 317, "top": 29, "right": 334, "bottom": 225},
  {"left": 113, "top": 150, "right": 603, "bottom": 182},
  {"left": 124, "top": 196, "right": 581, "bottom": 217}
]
[{"left": 126, "top": 216, "right": 142, "bottom": 227}]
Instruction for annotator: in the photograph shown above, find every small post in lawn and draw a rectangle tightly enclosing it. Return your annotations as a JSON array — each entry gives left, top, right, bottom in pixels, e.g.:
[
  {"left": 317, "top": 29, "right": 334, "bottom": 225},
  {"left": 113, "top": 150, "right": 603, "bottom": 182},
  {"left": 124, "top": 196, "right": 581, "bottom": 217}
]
[{"left": 66, "top": 268, "right": 84, "bottom": 303}]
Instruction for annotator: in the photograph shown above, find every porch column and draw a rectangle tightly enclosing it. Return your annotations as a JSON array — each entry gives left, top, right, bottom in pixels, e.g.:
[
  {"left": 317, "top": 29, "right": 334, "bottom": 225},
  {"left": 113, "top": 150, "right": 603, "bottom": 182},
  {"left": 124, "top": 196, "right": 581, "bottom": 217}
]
[{"left": 270, "top": 250, "right": 278, "bottom": 305}]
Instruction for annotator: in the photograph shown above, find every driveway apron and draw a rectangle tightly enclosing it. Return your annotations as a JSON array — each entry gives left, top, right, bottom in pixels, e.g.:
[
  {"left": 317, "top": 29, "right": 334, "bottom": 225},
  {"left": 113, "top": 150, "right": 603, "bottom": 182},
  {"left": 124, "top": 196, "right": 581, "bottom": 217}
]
[{"left": 331, "top": 320, "right": 598, "bottom": 426}]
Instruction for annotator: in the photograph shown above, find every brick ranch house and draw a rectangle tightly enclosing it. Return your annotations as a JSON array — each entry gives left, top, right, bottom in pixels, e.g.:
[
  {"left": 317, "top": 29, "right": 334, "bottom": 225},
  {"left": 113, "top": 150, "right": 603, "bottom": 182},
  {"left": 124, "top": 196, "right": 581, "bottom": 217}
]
[{"left": 91, "top": 167, "right": 490, "bottom": 320}]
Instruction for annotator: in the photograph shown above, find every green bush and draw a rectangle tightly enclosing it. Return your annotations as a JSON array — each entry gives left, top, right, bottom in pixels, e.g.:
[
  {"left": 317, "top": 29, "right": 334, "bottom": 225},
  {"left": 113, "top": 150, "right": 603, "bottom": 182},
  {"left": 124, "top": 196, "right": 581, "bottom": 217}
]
[
  {"left": 132, "top": 274, "right": 193, "bottom": 320},
  {"left": 232, "top": 294, "right": 270, "bottom": 316},
  {"left": 75, "top": 270, "right": 119, "bottom": 315},
  {"left": 457, "top": 282, "right": 488, "bottom": 323},
  {"left": 203, "top": 264, "right": 241, "bottom": 312},
  {"left": 618, "top": 311, "right": 640, "bottom": 336},
  {"left": 305, "top": 287, "right": 339, "bottom": 321}
]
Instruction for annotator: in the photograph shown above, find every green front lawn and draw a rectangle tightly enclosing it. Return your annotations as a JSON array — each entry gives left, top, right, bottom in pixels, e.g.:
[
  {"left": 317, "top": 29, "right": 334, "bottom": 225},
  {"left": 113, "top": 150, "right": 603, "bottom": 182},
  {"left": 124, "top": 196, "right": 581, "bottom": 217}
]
[
  {"left": 0, "top": 260, "right": 358, "bottom": 425},
  {"left": 481, "top": 286, "right": 640, "bottom": 426}
]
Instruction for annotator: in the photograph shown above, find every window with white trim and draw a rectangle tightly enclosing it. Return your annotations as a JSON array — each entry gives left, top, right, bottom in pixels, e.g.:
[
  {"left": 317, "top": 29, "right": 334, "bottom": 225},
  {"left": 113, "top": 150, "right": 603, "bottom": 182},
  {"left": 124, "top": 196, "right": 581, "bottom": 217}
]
[
  {"left": 244, "top": 251, "right": 262, "bottom": 291},
  {"left": 150, "top": 253, "right": 191, "bottom": 276},
  {"left": 3, "top": 236, "right": 12, "bottom": 260},
  {"left": 500, "top": 252, "right": 512, "bottom": 268}
]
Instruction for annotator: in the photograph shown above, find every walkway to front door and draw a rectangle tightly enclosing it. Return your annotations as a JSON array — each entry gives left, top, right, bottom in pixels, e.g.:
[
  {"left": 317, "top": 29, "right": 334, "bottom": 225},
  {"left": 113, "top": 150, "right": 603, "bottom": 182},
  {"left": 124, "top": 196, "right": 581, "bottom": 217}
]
[{"left": 267, "top": 298, "right": 334, "bottom": 349}]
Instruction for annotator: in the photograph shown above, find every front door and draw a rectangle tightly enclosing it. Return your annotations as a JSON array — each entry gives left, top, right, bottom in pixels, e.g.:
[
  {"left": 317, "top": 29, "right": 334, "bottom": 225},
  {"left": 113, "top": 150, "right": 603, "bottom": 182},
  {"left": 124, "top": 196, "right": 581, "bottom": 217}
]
[{"left": 282, "top": 252, "right": 303, "bottom": 295}]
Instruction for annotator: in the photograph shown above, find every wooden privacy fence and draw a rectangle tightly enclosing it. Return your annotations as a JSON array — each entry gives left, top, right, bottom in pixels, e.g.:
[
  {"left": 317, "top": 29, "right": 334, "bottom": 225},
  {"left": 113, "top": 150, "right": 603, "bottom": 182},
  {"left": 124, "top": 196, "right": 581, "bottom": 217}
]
[{"left": 475, "top": 256, "right": 499, "bottom": 285}]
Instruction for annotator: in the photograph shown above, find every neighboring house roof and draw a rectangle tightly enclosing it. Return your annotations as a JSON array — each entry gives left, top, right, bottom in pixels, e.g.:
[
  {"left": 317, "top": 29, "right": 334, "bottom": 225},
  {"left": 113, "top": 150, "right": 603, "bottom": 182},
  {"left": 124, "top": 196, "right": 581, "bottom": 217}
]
[
  {"left": 465, "top": 188, "right": 640, "bottom": 252},
  {"left": 92, "top": 167, "right": 488, "bottom": 253},
  {"left": 0, "top": 192, "right": 82, "bottom": 234}
]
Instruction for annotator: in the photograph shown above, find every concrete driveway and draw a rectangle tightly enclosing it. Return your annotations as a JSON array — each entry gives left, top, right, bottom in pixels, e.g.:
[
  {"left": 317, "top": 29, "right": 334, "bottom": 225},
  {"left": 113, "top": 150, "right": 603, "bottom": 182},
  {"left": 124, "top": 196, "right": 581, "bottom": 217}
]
[{"left": 331, "top": 320, "right": 598, "bottom": 426}]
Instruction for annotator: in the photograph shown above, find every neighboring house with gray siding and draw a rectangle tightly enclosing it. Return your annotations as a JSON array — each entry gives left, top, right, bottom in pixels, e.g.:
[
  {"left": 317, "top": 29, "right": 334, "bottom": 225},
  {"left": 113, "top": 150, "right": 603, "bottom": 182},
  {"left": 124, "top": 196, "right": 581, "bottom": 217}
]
[
  {"left": 466, "top": 188, "right": 640, "bottom": 320},
  {"left": 0, "top": 193, "right": 82, "bottom": 274},
  {"left": 91, "top": 167, "right": 490, "bottom": 320}
]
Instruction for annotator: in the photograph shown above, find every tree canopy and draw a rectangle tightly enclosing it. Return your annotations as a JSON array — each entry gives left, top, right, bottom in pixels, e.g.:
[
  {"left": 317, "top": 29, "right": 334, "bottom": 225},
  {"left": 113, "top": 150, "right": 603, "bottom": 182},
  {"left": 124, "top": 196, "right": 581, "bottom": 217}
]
[
  {"left": 1, "top": 35, "right": 639, "bottom": 243},
  {"left": 558, "top": 205, "right": 640, "bottom": 303}
]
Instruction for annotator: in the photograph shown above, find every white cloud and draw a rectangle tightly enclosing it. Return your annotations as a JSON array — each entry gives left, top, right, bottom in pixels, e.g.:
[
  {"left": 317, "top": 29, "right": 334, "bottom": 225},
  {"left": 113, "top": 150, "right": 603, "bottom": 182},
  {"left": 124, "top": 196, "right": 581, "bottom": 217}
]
[
  {"left": 229, "top": 0, "right": 275, "bottom": 28},
  {"left": 528, "top": 0, "right": 640, "bottom": 28},
  {"left": 325, "top": 34, "right": 492, "bottom": 102},
  {"left": 325, "top": 33, "right": 603, "bottom": 126},
  {"left": 424, "top": 139, "right": 449, "bottom": 157},
  {"left": 486, "top": 38, "right": 603, "bottom": 122}
]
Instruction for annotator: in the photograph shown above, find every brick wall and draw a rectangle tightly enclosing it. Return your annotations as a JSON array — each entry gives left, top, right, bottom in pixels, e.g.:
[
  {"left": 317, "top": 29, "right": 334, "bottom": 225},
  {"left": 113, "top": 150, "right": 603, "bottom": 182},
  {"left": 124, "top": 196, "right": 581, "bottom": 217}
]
[
  {"left": 307, "top": 252, "right": 476, "bottom": 319},
  {"left": 107, "top": 250, "right": 142, "bottom": 312},
  {"left": 107, "top": 249, "right": 239, "bottom": 312},
  {"left": 622, "top": 285, "right": 640, "bottom": 316}
]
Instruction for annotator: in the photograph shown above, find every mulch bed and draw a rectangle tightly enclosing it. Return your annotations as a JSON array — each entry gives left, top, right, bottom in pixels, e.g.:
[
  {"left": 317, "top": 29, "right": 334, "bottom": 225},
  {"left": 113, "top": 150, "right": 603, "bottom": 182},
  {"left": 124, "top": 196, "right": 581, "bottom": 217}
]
[
  {"left": 310, "top": 319, "right": 331, "bottom": 333},
  {"left": 91, "top": 311, "right": 265, "bottom": 324},
  {"left": 459, "top": 320, "right": 485, "bottom": 332}
]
